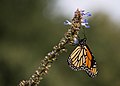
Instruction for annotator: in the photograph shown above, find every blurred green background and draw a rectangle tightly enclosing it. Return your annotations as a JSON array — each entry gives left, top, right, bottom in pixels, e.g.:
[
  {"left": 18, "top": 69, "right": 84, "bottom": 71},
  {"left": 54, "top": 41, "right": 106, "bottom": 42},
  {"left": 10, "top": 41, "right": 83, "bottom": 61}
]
[{"left": 0, "top": 0, "right": 120, "bottom": 86}]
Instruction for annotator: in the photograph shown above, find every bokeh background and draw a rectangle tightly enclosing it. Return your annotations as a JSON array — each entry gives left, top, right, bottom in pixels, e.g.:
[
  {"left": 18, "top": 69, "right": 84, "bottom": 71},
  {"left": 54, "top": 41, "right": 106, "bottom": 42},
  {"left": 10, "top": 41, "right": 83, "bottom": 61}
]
[{"left": 0, "top": 0, "right": 120, "bottom": 86}]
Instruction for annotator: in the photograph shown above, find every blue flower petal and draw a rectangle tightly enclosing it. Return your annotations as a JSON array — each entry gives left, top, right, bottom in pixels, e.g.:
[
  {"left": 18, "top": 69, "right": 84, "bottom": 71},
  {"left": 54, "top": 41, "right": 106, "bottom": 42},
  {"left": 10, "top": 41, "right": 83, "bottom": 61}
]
[
  {"left": 85, "top": 25, "right": 90, "bottom": 28},
  {"left": 83, "top": 19, "right": 88, "bottom": 23},
  {"left": 81, "top": 10, "right": 85, "bottom": 12},
  {"left": 80, "top": 10, "right": 91, "bottom": 28},
  {"left": 80, "top": 12, "right": 85, "bottom": 16},
  {"left": 64, "top": 20, "right": 71, "bottom": 25},
  {"left": 86, "top": 12, "right": 92, "bottom": 17}
]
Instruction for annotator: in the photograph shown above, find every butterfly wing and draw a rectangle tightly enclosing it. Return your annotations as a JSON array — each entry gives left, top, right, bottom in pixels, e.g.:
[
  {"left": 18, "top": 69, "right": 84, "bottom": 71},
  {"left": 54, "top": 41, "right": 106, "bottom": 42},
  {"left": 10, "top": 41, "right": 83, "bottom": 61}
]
[
  {"left": 67, "top": 45, "right": 86, "bottom": 71},
  {"left": 68, "top": 44, "right": 98, "bottom": 78},
  {"left": 83, "top": 45, "right": 98, "bottom": 78}
]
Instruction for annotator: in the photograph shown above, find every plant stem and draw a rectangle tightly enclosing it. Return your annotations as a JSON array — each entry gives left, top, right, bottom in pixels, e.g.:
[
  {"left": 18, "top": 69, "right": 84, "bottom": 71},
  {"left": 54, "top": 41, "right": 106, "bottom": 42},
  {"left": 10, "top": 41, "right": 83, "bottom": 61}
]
[{"left": 18, "top": 9, "right": 81, "bottom": 86}]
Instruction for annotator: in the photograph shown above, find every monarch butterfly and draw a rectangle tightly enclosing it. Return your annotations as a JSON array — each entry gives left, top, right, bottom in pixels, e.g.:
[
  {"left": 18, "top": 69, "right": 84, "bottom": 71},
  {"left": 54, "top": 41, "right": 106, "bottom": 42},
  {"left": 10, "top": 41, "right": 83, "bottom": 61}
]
[{"left": 67, "top": 38, "right": 98, "bottom": 78}]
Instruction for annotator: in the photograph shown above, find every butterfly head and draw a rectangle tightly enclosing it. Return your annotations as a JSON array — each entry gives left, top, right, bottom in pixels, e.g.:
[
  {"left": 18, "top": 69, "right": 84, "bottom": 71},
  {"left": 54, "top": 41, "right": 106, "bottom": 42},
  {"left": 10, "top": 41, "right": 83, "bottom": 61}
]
[
  {"left": 79, "top": 38, "right": 87, "bottom": 45},
  {"left": 73, "top": 37, "right": 87, "bottom": 45}
]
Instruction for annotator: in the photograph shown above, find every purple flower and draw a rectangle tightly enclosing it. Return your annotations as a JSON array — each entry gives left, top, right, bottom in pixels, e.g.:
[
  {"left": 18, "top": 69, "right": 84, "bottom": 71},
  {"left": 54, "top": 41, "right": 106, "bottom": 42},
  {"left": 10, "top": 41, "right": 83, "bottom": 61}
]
[
  {"left": 80, "top": 10, "right": 85, "bottom": 16},
  {"left": 82, "top": 19, "right": 88, "bottom": 24},
  {"left": 81, "top": 22, "right": 90, "bottom": 28},
  {"left": 86, "top": 12, "right": 92, "bottom": 17},
  {"left": 64, "top": 9, "right": 91, "bottom": 29},
  {"left": 64, "top": 20, "right": 72, "bottom": 25},
  {"left": 80, "top": 10, "right": 91, "bottom": 28}
]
